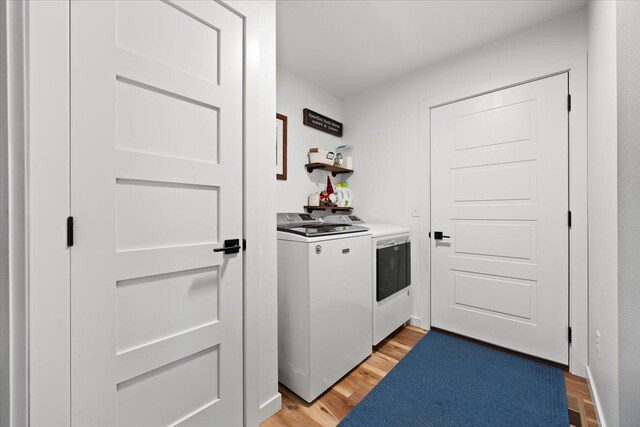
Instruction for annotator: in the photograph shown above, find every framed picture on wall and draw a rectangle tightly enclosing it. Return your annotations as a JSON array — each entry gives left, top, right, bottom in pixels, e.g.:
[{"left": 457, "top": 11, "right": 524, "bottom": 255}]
[{"left": 276, "top": 113, "right": 288, "bottom": 180}]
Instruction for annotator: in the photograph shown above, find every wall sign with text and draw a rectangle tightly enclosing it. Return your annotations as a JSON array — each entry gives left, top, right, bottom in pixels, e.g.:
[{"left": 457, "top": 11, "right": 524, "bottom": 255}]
[{"left": 303, "top": 108, "right": 343, "bottom": 137}]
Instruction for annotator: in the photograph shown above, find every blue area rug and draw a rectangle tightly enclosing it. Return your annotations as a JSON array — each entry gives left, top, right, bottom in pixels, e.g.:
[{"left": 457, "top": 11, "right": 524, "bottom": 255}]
[{"left": 339, "top": 331, "right": 568, "bottom": 427}]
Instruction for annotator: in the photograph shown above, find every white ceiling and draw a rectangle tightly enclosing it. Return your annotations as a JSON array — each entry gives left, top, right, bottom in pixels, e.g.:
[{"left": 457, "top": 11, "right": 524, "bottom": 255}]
[{"left": 277, "top": 0, "right": 587, "bottom": 98}]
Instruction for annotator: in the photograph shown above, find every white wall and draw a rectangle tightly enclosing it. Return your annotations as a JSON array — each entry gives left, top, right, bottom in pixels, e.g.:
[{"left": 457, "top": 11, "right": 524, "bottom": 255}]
[
  {"left": 616, "top": 1, "right": 640, "bottom": 425},
  {"left": 341, "top": 9, "right": 588, "bottom": 328},
  {"left": 587, "top": 2, "right": 619, "bottom": 426},
  {"left": 276, "top": 67, "right": 344, "bottom": 213}
]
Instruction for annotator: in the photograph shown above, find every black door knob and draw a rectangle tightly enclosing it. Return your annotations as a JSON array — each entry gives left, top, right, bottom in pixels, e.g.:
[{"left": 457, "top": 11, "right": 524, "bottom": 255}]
[
  {"left": 213, "top": 239, "right": 242, "bottom": 254},
  {"left": 432, "top": 231, "right": 450, "bottom": 240}
]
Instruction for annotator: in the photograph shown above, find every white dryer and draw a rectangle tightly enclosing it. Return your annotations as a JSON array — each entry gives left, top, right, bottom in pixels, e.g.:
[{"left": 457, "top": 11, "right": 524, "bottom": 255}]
[
  {"left": 325, "top": 215, "right": 412, "bottom": 345},
  {"left": 276, "top": 213, "right": 372, "bottom": 402}
]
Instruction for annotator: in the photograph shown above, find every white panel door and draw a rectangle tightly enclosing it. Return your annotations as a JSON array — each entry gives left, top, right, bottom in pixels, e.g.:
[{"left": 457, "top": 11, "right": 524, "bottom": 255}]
[
  {"left": 70, "top": 1, "right": 243, "bottom": 425},
  {"left": 431, "top": 74, "right": 569, "bottom": 364}
]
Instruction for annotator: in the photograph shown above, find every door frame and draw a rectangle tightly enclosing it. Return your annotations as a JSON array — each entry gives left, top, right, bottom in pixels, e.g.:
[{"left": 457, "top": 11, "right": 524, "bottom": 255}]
[
  {"left": 24, "top": 1, "right": 279, "bottom": 425},
  {"left": 419, "top": 54, "right": 588, "bottom": 376},
  {"left": 1, "top": 1, "right": 29, "bottom": 425}
]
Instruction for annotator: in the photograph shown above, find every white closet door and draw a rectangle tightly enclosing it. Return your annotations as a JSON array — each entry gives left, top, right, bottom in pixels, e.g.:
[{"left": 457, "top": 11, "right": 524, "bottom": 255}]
[
  {"left": 431, "top": 74, "right": 569, "bottom": 364},
  {"left": 70, "top": 1, "right": 244, "bottom": 425}
]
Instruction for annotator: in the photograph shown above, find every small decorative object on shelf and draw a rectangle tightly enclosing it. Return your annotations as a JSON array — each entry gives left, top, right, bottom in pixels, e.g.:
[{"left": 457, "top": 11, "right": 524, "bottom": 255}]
[
  {"left": 308, "top": 148, "right": 335, "bottom": 166},
  {"left": 335, "top": 145, "right": 353, "bottom": 170},
  {"left": 308, "top": 193, "right": 320, "bottom": 207},
  {"left": 325, "top": 176, "right": 334, "bottom": 195},
  {"left": 319, "top": 191, "right": 329, "bottom": 205},
  {"left": 334, "top": 152, "right": 343, "bottom": 167}
]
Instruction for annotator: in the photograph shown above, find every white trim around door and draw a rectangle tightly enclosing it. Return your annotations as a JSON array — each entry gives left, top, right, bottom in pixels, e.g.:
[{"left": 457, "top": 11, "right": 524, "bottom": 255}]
[
  {"left": 1, "top": 1, "right": 29, "bottom": 425},
  {"left": 419, "top": 53, "right": 588, "bottom": 376}
]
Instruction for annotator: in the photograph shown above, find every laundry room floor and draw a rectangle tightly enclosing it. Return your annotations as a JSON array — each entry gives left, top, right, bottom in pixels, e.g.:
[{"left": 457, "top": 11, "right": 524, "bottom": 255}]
[{"left": 262, "top": 326, "right": 598, "bottom": 427}]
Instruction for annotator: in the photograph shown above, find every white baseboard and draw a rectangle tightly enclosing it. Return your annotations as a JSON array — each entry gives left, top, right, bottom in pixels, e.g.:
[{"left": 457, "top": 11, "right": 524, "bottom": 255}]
[
  {"left": 409, "top": 315, "right": 422, "bottom": 328},
  {"left": 254, "top": 392, "right": 281, "bottom": 425},
  {"left": 585, "top": 365, "right": 607, "bottom": 427},
  {"left": 409, "top": 315, "right": 431, "bottom": 331}
]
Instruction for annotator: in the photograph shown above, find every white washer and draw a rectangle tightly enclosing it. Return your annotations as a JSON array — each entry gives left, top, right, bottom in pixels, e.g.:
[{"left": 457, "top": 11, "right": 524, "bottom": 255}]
[
  {"left": 325, "top": 215, "right": 412, "bottom": 345},
  {"left": 276, "top": 213, "right": 372, "bottom": 402}
]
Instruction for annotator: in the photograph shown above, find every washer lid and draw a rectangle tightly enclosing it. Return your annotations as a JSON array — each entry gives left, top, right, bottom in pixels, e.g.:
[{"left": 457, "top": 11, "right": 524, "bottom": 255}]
[
  {"left": 277, "top": 223, "right": 369, "bottom": 237},
  {"left": 277, "top": 229, "right": 371, "bottom": 242}
]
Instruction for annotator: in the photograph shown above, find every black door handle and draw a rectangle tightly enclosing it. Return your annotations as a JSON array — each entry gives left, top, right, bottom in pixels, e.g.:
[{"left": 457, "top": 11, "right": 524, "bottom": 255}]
[
  {"left": 432, "top": 231, "right": 450, "bottom": 240},
  {"left": 213, "top": 239, "right": 242, "bottom": 254}
]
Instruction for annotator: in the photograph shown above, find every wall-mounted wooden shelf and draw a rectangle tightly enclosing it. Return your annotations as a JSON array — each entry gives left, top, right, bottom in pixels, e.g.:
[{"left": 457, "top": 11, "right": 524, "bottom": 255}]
[
  {"left": 305, "top": 163, "right": 353, "bottom": 177},
  {"left": 304, "top": 205, "right": 353, "bottom": 214}
]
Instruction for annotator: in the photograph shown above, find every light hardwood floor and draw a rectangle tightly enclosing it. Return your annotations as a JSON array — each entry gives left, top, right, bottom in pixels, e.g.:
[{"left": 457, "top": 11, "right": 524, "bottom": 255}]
[{"left": 262, "top": 326, "right": 598, "bottom": 427}]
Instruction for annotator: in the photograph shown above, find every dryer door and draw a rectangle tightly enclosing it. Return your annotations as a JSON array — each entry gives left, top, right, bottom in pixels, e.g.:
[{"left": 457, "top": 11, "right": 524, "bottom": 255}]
[{"left": 377, "top": 246, "right": 399, "bottom": 301}]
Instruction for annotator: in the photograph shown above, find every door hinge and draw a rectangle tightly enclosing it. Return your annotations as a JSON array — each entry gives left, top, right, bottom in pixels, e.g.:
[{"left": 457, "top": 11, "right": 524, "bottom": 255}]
[
  {"left": 568, "top": 326, "right": 572, "bottom": 344},
  {"left": 67, "top": 216, "right": 74, "bottom": 247},
  {"left": 243, "top": 239, "right": 247, "bottom": 251},
  {"left": 567, "top": 94, "right": 572, "bottom": 112},
  {"left": 568, "top": 210, "right": 572, "bottom": 228}
]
